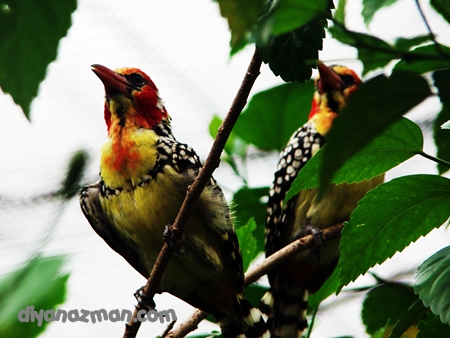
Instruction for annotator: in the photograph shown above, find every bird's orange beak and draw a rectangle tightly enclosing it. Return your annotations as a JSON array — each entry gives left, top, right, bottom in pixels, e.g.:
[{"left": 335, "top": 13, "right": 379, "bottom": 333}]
[
  {"left": 317, "top": 62, "right": 343, "bottom": 94},
  {"left": 91, "top": 64, "right": 132, "bottom": 98}
]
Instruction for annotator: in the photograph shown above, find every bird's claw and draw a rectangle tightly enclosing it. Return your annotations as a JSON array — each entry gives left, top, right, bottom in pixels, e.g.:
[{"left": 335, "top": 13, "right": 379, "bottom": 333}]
[
  {"left": 295, "top": 224, "right": 326, "bottom": 261},
  {"left": 134, "top": 286, "right": 155, "bottom": 312},
  {"left": 163, "top": 225, "right": 186, "bottom": 255}
]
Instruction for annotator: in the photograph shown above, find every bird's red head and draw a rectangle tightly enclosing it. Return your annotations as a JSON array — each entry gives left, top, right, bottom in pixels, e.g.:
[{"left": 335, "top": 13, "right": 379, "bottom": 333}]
[
  {"left": 309, "top": 63, "right": 362, "bottom": 135},
  {"left": 91, "top": 65, "right": 169, "bottom": 133}
]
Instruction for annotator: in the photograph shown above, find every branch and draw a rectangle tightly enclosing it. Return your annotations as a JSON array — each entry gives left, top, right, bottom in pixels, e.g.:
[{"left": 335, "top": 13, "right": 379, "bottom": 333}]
[
  {"left": 123, "top": 48, "right": 262, "bottom": 338},
  {"left": 167, "top": 222, "right": 344, "bottom": 337}
]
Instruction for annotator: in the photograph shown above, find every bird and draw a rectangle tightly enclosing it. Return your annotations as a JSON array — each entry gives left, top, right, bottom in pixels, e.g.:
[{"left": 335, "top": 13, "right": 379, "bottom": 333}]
[
  {"left": 260, "top": 63, "right": 384, "bottom": 337},
  {"left": 79, "top": 65, "right": 268, "bottom": 337}
]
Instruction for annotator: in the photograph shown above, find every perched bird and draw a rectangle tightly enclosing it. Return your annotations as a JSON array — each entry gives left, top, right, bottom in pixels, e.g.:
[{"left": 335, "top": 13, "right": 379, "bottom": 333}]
[
  {"left": 260, "top": 64, "right": 384, "bottom": 337},
  {"left": 80, "top": 65, "right": 268, "bottom": 337}
]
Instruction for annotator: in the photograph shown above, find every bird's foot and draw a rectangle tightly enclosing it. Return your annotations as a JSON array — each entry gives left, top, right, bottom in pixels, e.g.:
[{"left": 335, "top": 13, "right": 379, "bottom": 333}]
[
  {"left": 134, "top": 286, "right": 155, "bottom": 312},
  {"left": 295, "top": 225, "right": 325, "bottom": 261},
  {"left": 163, "top": 225, "right": 186, "bottom": 255}
]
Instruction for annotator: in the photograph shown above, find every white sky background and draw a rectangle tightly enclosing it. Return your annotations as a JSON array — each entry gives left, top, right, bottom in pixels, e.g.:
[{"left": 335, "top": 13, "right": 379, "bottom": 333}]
[{"left": 1, "top": 0, "right": 450, "bottom": 337}]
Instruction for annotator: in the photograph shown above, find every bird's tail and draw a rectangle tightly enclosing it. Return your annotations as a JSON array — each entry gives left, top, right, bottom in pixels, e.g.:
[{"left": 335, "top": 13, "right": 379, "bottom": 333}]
[
  {"left": 219, "top": 295, "right": 268, "bottom": 338},
  {"left": 259, "top": 286, "right": 308, "bottom": 338}
]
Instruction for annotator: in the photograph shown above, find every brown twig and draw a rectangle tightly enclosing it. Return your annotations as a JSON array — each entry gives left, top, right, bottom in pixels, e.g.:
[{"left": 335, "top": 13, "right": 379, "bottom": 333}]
[
  {"left": 123, "top": 48, "right": 263, "bottom": 338},
  {"left": 167, "top": 222, "right": 344, "bottom": 337}
]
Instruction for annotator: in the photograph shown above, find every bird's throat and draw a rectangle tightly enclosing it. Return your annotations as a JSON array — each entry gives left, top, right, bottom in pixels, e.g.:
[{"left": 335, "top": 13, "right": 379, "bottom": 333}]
[{"left": 100, "top": 125, "right": 159, "bottom": 192}]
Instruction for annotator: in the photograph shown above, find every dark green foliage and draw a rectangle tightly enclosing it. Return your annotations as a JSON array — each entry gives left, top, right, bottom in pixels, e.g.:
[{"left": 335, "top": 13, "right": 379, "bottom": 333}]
[{"left": 0, "top": 0, "right": 77, "bottom": 118}]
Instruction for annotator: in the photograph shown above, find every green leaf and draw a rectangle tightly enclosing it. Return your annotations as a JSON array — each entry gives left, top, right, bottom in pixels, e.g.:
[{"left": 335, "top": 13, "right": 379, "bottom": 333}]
[
  {"left": 0, "top": 0, "right": 77, "bottom": 119},
  {"left": 308, "top": 268, "right": 340, "bottom": 311},
  {"left": 217, "top": 0, "right": 266, "bottom": 52},
  {"left": 0, "top": 255, "right": 69, "bottom": 338},
  {"left": 417, "top": 313, "right": 450, "bottom": 338},
  {"left": 431, "top": 0, "right": 450, "bottom": 23},
  {"left": 286, "top": 117, "right": 422, "bottom": 201},
  {"left": 265, "top": 0, "right": 330, "bottom": 36},
  {"left": 256, "top": 3, "right": 332, "bottom": 83},
  {"left": 232, "top": 186, "right": 268, "bottom": 253},
  {"left": 59, "top": 150, "right": 89, "bottom": 200},
  {"left": 321, "top": 71, "right": 431, "bottom": 190},
  {"left": 361, "top": 0, "right": 397, "bottom": 26},
  {"left": 234, "top": 82, "right": 314, "bottom": 150},
  {"left": 433, "top": 70, "right": 450, "bottom": 174},
  {"left": 362, "top": 282, "right": 418, "bottom": 335},
  {"left": 393, "top": 44, "right": 450, "bottom": 74},
  {"left": 415, "top": 245, "right": 450, "bottom": 324},
  {"left": 338, "top": 174, "right": 450, "bottom": 289},
  {"left": 236, "top": 218, "right": 259, "bottom": 272},
  {"left": 328, "top": 24, "right": 398, "bottom": 75},
  {"left": 389, "top": 299, "right": 427, "bottom": 338}
]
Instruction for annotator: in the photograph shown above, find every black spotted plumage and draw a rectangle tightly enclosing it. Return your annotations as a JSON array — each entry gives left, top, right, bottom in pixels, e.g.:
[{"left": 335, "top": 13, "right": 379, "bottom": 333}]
[{"left": 265, "top": 122, "right": 324, "bottom": 258}]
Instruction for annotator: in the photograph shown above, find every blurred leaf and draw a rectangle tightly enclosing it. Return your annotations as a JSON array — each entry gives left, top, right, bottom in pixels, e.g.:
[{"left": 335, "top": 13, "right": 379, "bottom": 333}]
[
  {"left": 217, "top": 0, "right": 266, "bottom": 53},
  {"left": 236, "top": 218, "right": 259, "bottom": 272},
  {"left": 286, "top": 117, "right": 422, "bottom": 202},
  {"left": 59, "top": 150, "right": 89, "bottom": 199},
  {"left": 209, "top": 115, "right": 247, "bottom": 178},
  {"left": 441, "top": 120, "right": 450, "bottom": 130},
  {"left": 232, "top": 186, "right": 268, "bottom": 253},
  {"left": 431, "top": 0, "right": 450, "bottom": 23},
  {"left": 0, "top": 255, "right": 69, "bottom": 338},
  {"left": 415, "top": 245, "right": 450, "bottom": 324},
  {"left": 372, "top": 324, "right": 390, "bottom": 338},
  {"left": 0, "top": 0, "right": 77, "bottom": 119},
  {"left": 329, "top": 24, "right": 443, "bottom": 75},
  {"left": 308, "top": 268, "right": 340, "bottom": 310},
  {"left": 394, "top": 35, "right": 433, "bottom": 51},
  {"left": 417, "top": 313, "right": 450, "bottom": 338},
  {"left": 433, "top": 70, "right": 450, "bottom": 174},
  {"left": 389, "top": 299, "right": 427, "bottom": 338},
  {"left": 338, "top": 175, "right": 450, "bottom": 289},
  {"left": 393, "top": 44, "right": 450, "bottom": 73},
  {"left": 256, "top": 2, "right": 332, "bottom": 82},
  {"left": 244, "top": 284, "right": 268, "bottom": 306},
  {"left": 329, "top": 24, "right": 398, "bottom": 74},
  {"left": 234, "top": 82, "right": 314, "bottom": 150},
  {"left": 334, "top": 0, "right": 346, "bottom": 23},
  {"left": 361, "top": 0, "right": 397, "bottom": 26},
  {"left": 362, "top": 282, "right": 418, "bottom": 335},
  {"left": 321, "top": 71, "right": 431, "bottom": 191}
]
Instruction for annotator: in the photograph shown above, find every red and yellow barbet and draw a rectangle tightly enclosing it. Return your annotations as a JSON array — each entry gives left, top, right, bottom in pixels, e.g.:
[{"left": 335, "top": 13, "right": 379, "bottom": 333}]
[
  {"left": 80, "top": 65, "right": 268, "bottom": 338},
  {"left": 260, "top": 64, "right": 384, "bottom": 337}
]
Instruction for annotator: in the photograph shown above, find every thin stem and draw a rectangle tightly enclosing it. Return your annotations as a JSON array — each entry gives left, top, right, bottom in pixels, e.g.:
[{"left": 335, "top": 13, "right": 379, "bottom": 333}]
[
  {"left": 417, "top": 150, "right": 450, "bottom": 169},
  {"left": 305, "top": 306, "right": 319, "bottom": 338}
]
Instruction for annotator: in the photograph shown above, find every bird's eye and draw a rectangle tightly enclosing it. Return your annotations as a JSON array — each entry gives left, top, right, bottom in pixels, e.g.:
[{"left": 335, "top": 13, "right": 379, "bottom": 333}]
[
  {"left": 340, "top": 74, "right": 355, "bottom": 88},
  {"left": 128, "top": 73, "right": 146, "bottom": 88}
]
